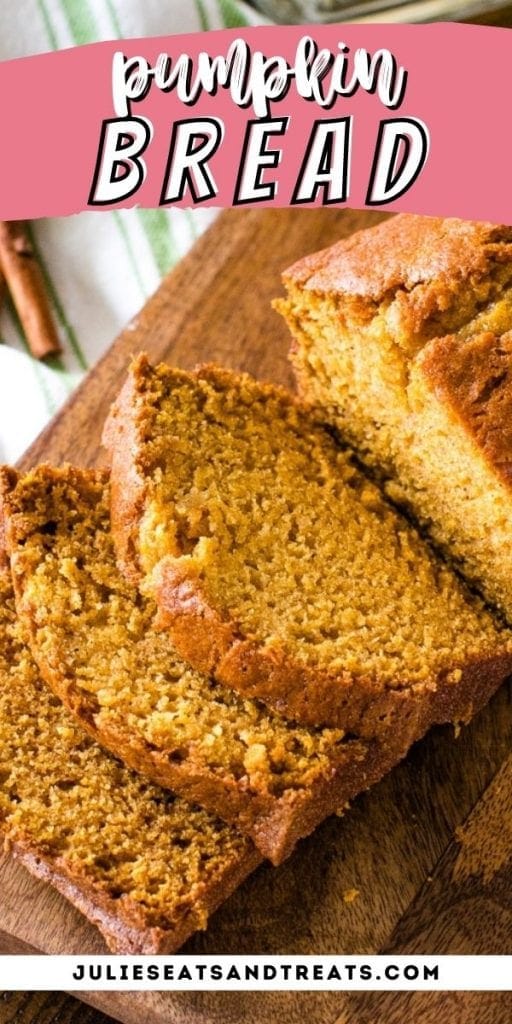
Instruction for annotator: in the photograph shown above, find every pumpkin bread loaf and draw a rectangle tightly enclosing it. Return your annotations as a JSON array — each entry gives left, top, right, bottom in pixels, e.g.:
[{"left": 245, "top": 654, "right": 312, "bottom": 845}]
[
  {"left": 102, "top": 355, "right": 512, "bottom": 738},
  {"left": 278, "top": 214, "right": 512, "bottom": 621},
  {"left": 0, "top": 560, "right": 260, "bottom": 954},
  {"left": 1, "top": 465, "right": 396, "bottom": 865}
]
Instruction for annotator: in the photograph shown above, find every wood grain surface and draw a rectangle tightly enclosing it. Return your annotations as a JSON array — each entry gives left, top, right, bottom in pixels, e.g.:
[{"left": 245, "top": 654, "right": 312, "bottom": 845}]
[{"left": 1, "top": 209, "right": 511, "bottom": 1024}]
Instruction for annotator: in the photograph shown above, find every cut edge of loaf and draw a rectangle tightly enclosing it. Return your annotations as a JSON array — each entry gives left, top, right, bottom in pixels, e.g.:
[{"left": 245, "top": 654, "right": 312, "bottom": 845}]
[
  {"left": 278, "top": 220, "right": 512, "bottom": 489},
  {"left": 278, "top": 215, "right": 512, "bottom": 623},
  {"left": 401, "top": 330, "right": 512, "bottom": 619},
  {"left": 415, "top": 329, "right": 512, "bottom": 489}
]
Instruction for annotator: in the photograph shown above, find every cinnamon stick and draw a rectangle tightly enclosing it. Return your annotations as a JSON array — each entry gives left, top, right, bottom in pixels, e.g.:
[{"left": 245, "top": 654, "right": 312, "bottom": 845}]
[{"left": 0, "top": 221, "right": 61, "bottom": 359}]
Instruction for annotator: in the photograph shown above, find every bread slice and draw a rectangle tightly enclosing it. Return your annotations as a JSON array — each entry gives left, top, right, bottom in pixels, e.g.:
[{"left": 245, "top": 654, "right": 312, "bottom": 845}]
[
  {"left": 102, "top": 355, "right": 512, "bottom": 739},
  {"left": 1, "top": 465, "right": 394, "bottom": 865},
  {"left": 0, "top": 560, "right": 259, "bottom": 954},
  {"left": 277, "top": 214, "right": 512, "bottom": 621}
]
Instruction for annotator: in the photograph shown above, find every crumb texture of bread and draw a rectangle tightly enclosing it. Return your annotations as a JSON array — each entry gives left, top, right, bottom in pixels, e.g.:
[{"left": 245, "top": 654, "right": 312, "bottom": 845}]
[
  {"left": 103, "top": 356, "right": 512, "bottom": 736},
  {"left": 1, "top": 465, "right": 395, "bottom": 865},
  {"left": 0, "top": 565, "right": 259, "bottom": 953},
  {"left": 278, "top": 214, "right": 512, "bottom": 621}
]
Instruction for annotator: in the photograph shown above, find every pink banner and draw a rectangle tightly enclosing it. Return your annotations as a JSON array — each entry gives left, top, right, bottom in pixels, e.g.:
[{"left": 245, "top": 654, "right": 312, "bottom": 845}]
[{"left": 0, "top": 23, "right": 510, "bottom": 222}]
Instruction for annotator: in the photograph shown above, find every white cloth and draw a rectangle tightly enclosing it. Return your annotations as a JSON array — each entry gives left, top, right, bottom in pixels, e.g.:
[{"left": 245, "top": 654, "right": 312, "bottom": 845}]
[{"left": 0, "top": 0, "right": 267, "bottom": 462}]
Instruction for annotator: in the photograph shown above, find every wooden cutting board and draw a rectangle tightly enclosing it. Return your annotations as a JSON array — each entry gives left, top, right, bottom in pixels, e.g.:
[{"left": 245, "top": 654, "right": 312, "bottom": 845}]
[{"left": 1, "top": 209, "right": 512, "bottom": 1024}]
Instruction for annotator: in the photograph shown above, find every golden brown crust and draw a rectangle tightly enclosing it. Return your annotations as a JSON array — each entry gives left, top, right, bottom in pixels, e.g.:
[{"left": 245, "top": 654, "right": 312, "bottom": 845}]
[
  {"left": 0, "top": 466, "right": 18, "bottom": 571},
  {"left": 102, "top": 359, "right": 150, "bottom": 585},
  {"left": 283, "top": 215, "right": 512, "bottom": 337},
  {"left": 284, "top": 215, "right": 512, "bottom": 298},
  {"left": 153, "top": 556, "right": 512, "bottom": 742},
  {"left": 418, "top": 330, "right": 512, "bottom": 488}
]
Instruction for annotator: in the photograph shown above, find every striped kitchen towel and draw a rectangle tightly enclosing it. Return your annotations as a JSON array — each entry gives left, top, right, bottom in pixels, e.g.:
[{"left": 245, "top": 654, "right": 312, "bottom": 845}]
[{"left": 0, "top": 0, "right": 267, "bottom": 463}]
